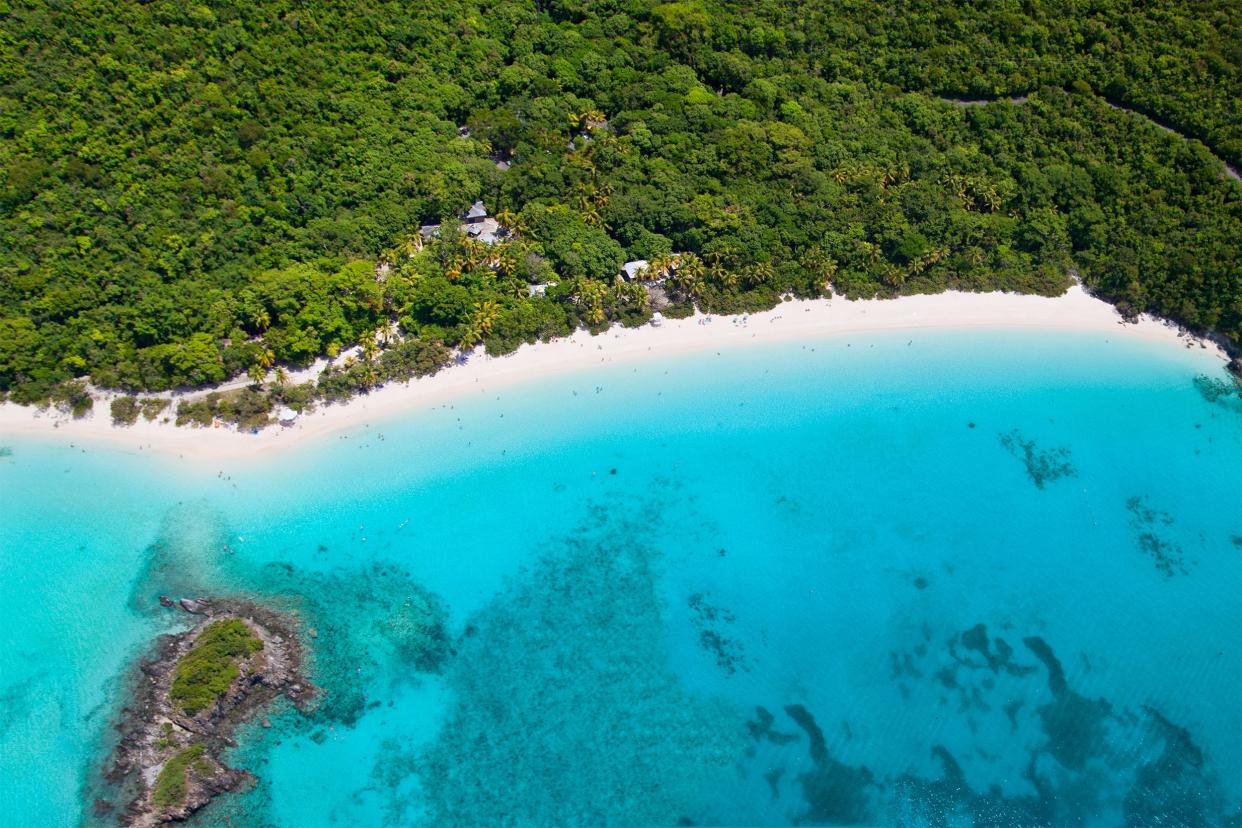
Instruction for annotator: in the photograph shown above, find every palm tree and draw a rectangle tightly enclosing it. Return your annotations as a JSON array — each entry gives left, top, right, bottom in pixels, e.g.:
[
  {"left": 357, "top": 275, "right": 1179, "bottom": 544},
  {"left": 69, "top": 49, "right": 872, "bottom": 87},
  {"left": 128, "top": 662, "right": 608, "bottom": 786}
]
[
  {"left": 802, "top": 247, "right": 838, "bottom": 293},
  {"left": 247, "top": 362, "right": 267, "bottom": 386},
  {"left": 943, "top": 174, "right": 969, "bottom": 203},
  {"left": 618, "top": 278, "right": 650, "bottom": 311},
  {"left": 746, "top": 261, "right": 776, "bottom": 287},
  {"left": 457, "top": 240, "right": 484, "bottom": 270},
  {"left": 250, "top": 307, "right": 271, "bottom": 334},
  {"left": 579, "top": 108, "right": 607, "bottom": 129},
  {"left": 908, "top": 246, "right": 949, "bottom": 277},
  {"left": 982, "top": 185, "right": 1002, "bottom": 213},
  {"left": 462, "top": 300, "right": 501, "bottom": 346},
  {"left": 573, "top": 186, "right": 606, "bottom": 227},
  {"left": 645, "top": 255, "right": 671, "bottom": 281},
  {"left": 672, "top": 252, "right": 705, "bottom": 299},
  {"left": 359, "top": 330, "right": 380, "bottom": 367},
  {"left": 495, "top": 209, "right": 525, "bottom": 238},
  {"left": 358, "top": 359, "right": 380, "bottom": 390},
  {"left": 476, "top": 300, "right": 500, "bottom": 335},
  {"left": 494, "top": 245, "right": 518, "bottom": 277},
  {"left": 573, "top": 278, "right": 610, "bottom": 326},
  {"left": 706, "top": 251, "right": 738, "bottom": 289},
  {"left": 383, "top": 234, "right": 422, "bottom": 262},
  {"left": 501, "top": 277, "right": 529, "bottom": 300},
  {"left": 459, "top": 319, "right": 480, "bottom": 348},
  {"left": 248, "top": 347, "right": 274, "bottom": 386},
  {"left": 878, "top": 264, "right": 905, "bottom": 290}
]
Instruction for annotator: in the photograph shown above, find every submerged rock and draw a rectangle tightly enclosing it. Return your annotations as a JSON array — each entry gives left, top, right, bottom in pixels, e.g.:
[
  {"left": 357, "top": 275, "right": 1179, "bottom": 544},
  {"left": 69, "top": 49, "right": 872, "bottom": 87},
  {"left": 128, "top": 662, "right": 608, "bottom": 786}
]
[
  {"left": 998, "top": 429, "right": 1076, "bottom": 489},
  {"left": 177, "top": 598, "right": 206, "bottom": 614}
]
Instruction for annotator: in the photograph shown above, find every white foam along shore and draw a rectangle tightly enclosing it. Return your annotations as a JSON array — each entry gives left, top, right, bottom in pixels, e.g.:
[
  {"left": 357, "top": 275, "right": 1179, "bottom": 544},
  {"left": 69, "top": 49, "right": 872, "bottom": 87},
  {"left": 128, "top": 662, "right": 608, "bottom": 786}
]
[{"left": 0, "top": 286, "right": 1229, "bottom": 463}]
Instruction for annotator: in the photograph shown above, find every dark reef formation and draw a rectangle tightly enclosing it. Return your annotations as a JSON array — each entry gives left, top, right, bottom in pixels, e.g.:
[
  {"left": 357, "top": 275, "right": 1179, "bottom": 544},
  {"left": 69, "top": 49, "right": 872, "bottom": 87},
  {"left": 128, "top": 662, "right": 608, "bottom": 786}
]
[
  {"left": 687, "top": 591, "right": 750, "bottom": 675},
  {"left": 741, "top": 623, "right": 1235, "bottom": 825},
  {"left": 244, "top": 560, "right": 452, "bottom": 726},
  {"left": 1193, "top": 372, "right": 1242, "bottom": 406},
  {"left": 1127, "top": 495, "right": 1192, "bottom": 577},
  {"left": 746, "top": 706, "right": 799, "bottom": 747},
  {"left": 98, "top": 598, "right": 313, "bottom": 826},
  {"left": 784, "top": 703, "right": 877, "bottom": 824},
  {"left": 999, "top": 429, "right": 1076, "bottom": 489}
]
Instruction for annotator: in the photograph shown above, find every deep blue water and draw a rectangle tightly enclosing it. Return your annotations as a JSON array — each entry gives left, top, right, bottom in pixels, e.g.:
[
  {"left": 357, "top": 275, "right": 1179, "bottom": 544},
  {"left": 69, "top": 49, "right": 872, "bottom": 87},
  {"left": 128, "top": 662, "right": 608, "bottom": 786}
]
[{"left": 2, "top": 329, "right": 1240, "bottom": 826}]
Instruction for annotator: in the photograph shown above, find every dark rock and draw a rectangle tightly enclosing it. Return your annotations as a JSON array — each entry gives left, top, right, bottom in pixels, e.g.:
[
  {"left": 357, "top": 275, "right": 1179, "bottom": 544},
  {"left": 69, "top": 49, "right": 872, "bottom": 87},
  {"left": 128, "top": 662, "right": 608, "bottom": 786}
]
[
  {"left": 179, "top": 598, "right": 205, "bottom": 614},
  {"left": 158, "top": 595, "right": 174, "bottom": 608},
  {"left": 92, "top": 798, "right": 113, "bottom": 817},
  {"left": 784, "top": 703, "right": 876, "bottom": 823}
]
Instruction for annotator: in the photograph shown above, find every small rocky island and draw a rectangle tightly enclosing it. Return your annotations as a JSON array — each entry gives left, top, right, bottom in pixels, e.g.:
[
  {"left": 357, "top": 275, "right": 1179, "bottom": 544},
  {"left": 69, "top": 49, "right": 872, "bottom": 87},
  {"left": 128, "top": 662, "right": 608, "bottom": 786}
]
[{"left": 98, "top": 597, "right": 314, "bottom": 826}]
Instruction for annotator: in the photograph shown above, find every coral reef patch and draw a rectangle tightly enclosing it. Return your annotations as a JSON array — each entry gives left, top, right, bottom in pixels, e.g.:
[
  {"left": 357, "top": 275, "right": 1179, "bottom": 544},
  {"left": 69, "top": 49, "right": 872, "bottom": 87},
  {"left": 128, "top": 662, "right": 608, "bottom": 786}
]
[
  {"left": 999, "top": 429, "right": 1076, "bottom": 489},
  {"left": 1127, "top": 495, "right": 1191, "bottom": 577},
  {"left": 784, "top": 704, "right": 877, "bottom": 824},
  {"left": 403, "top": 507, "right": 744, "bottom": 827},
  {"left": 1193, "top": 373, "right": 1242, "bottom": 407},
  {"left": 687, "top": 592, "right": 750, "bottom": 675},
  {"left": 740, "top": 623, "right": 1236, "bottom": 824}
]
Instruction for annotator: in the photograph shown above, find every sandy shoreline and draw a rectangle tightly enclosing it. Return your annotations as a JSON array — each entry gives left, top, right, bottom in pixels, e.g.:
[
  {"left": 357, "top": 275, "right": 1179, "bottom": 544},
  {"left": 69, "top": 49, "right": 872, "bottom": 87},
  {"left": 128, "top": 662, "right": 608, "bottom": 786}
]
[{"left": 0, "top": 287, "right": 1228, "bottom": 462}]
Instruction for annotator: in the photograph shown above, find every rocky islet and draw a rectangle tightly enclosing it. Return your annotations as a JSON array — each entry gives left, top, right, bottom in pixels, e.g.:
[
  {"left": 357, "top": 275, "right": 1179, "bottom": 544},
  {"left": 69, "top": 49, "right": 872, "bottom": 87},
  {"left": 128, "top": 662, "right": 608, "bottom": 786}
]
[{"left": 98, "top": 598, "right": 313, "bottom": 826}]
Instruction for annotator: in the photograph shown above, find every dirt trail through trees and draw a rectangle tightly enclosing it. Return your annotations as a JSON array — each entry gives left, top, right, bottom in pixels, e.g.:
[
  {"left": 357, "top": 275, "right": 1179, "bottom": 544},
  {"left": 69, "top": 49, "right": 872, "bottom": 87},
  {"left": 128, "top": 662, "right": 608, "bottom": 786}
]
[{"left": 937, "top": 94, "right": 1240, "bottom": 183}]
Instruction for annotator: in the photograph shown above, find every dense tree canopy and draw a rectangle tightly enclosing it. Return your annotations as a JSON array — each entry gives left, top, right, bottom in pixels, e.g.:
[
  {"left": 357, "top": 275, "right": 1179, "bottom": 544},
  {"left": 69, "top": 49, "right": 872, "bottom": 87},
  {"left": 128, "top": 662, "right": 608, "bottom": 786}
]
[{"left": 0, "top": 0, "right": 1238, "bottom": 410}]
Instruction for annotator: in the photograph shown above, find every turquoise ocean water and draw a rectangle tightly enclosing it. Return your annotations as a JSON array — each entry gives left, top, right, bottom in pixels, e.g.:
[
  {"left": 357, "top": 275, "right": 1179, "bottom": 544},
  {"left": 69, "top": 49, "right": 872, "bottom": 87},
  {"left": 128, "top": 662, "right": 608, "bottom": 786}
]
[{"left": 2, "top": 329, "right": 1240, "bottom": 826}]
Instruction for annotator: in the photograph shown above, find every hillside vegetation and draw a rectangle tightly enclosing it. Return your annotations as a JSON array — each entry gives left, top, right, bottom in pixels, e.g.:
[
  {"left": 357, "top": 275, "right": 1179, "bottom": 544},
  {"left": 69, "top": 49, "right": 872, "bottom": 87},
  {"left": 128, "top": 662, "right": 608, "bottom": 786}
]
[{"left": 1, "top": 0, "right": 1238, "bottom": 407}]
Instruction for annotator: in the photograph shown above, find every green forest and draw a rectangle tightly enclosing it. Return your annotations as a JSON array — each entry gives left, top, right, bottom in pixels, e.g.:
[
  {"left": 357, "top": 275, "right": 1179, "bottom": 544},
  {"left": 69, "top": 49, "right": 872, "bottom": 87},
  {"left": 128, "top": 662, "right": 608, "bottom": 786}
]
[{"left": 1, "top": 0, "right": 1239, "bottom": 423}]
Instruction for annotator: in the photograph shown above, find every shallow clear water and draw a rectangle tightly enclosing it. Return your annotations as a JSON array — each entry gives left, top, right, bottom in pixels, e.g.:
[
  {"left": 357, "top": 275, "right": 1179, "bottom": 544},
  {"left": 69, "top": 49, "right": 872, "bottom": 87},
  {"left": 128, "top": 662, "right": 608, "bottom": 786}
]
[{"left": 2, "top": 329, "right": 1240, "bottom": 826}]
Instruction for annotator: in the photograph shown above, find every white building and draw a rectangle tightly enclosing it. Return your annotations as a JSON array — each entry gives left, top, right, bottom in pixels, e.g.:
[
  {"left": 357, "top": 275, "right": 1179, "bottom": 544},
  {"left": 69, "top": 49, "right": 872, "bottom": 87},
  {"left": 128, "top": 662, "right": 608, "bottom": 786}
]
[{"left": 620, "top": 260, "right": 650, "bottom": 281}]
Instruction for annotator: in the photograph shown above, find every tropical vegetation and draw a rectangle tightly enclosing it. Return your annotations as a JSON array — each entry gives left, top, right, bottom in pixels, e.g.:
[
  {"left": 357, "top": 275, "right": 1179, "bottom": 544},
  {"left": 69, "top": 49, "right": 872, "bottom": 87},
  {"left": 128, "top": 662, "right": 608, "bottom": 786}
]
[
  {"left": 151, "top": 743, "right": 209, "bottom": 810},
  {"left": 1, "top": 0, "right": 1238, "bottom": 425},
  {"left": 168, "top": 619, "right": 263, "bottom": 716}
]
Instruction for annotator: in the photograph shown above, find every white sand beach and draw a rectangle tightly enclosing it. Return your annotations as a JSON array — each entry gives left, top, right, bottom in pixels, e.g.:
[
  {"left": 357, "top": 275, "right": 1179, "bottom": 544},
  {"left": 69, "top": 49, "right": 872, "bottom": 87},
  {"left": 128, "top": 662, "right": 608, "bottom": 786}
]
[{"left": 0, "top": 286, "right": 1229, "bottom": 462}]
